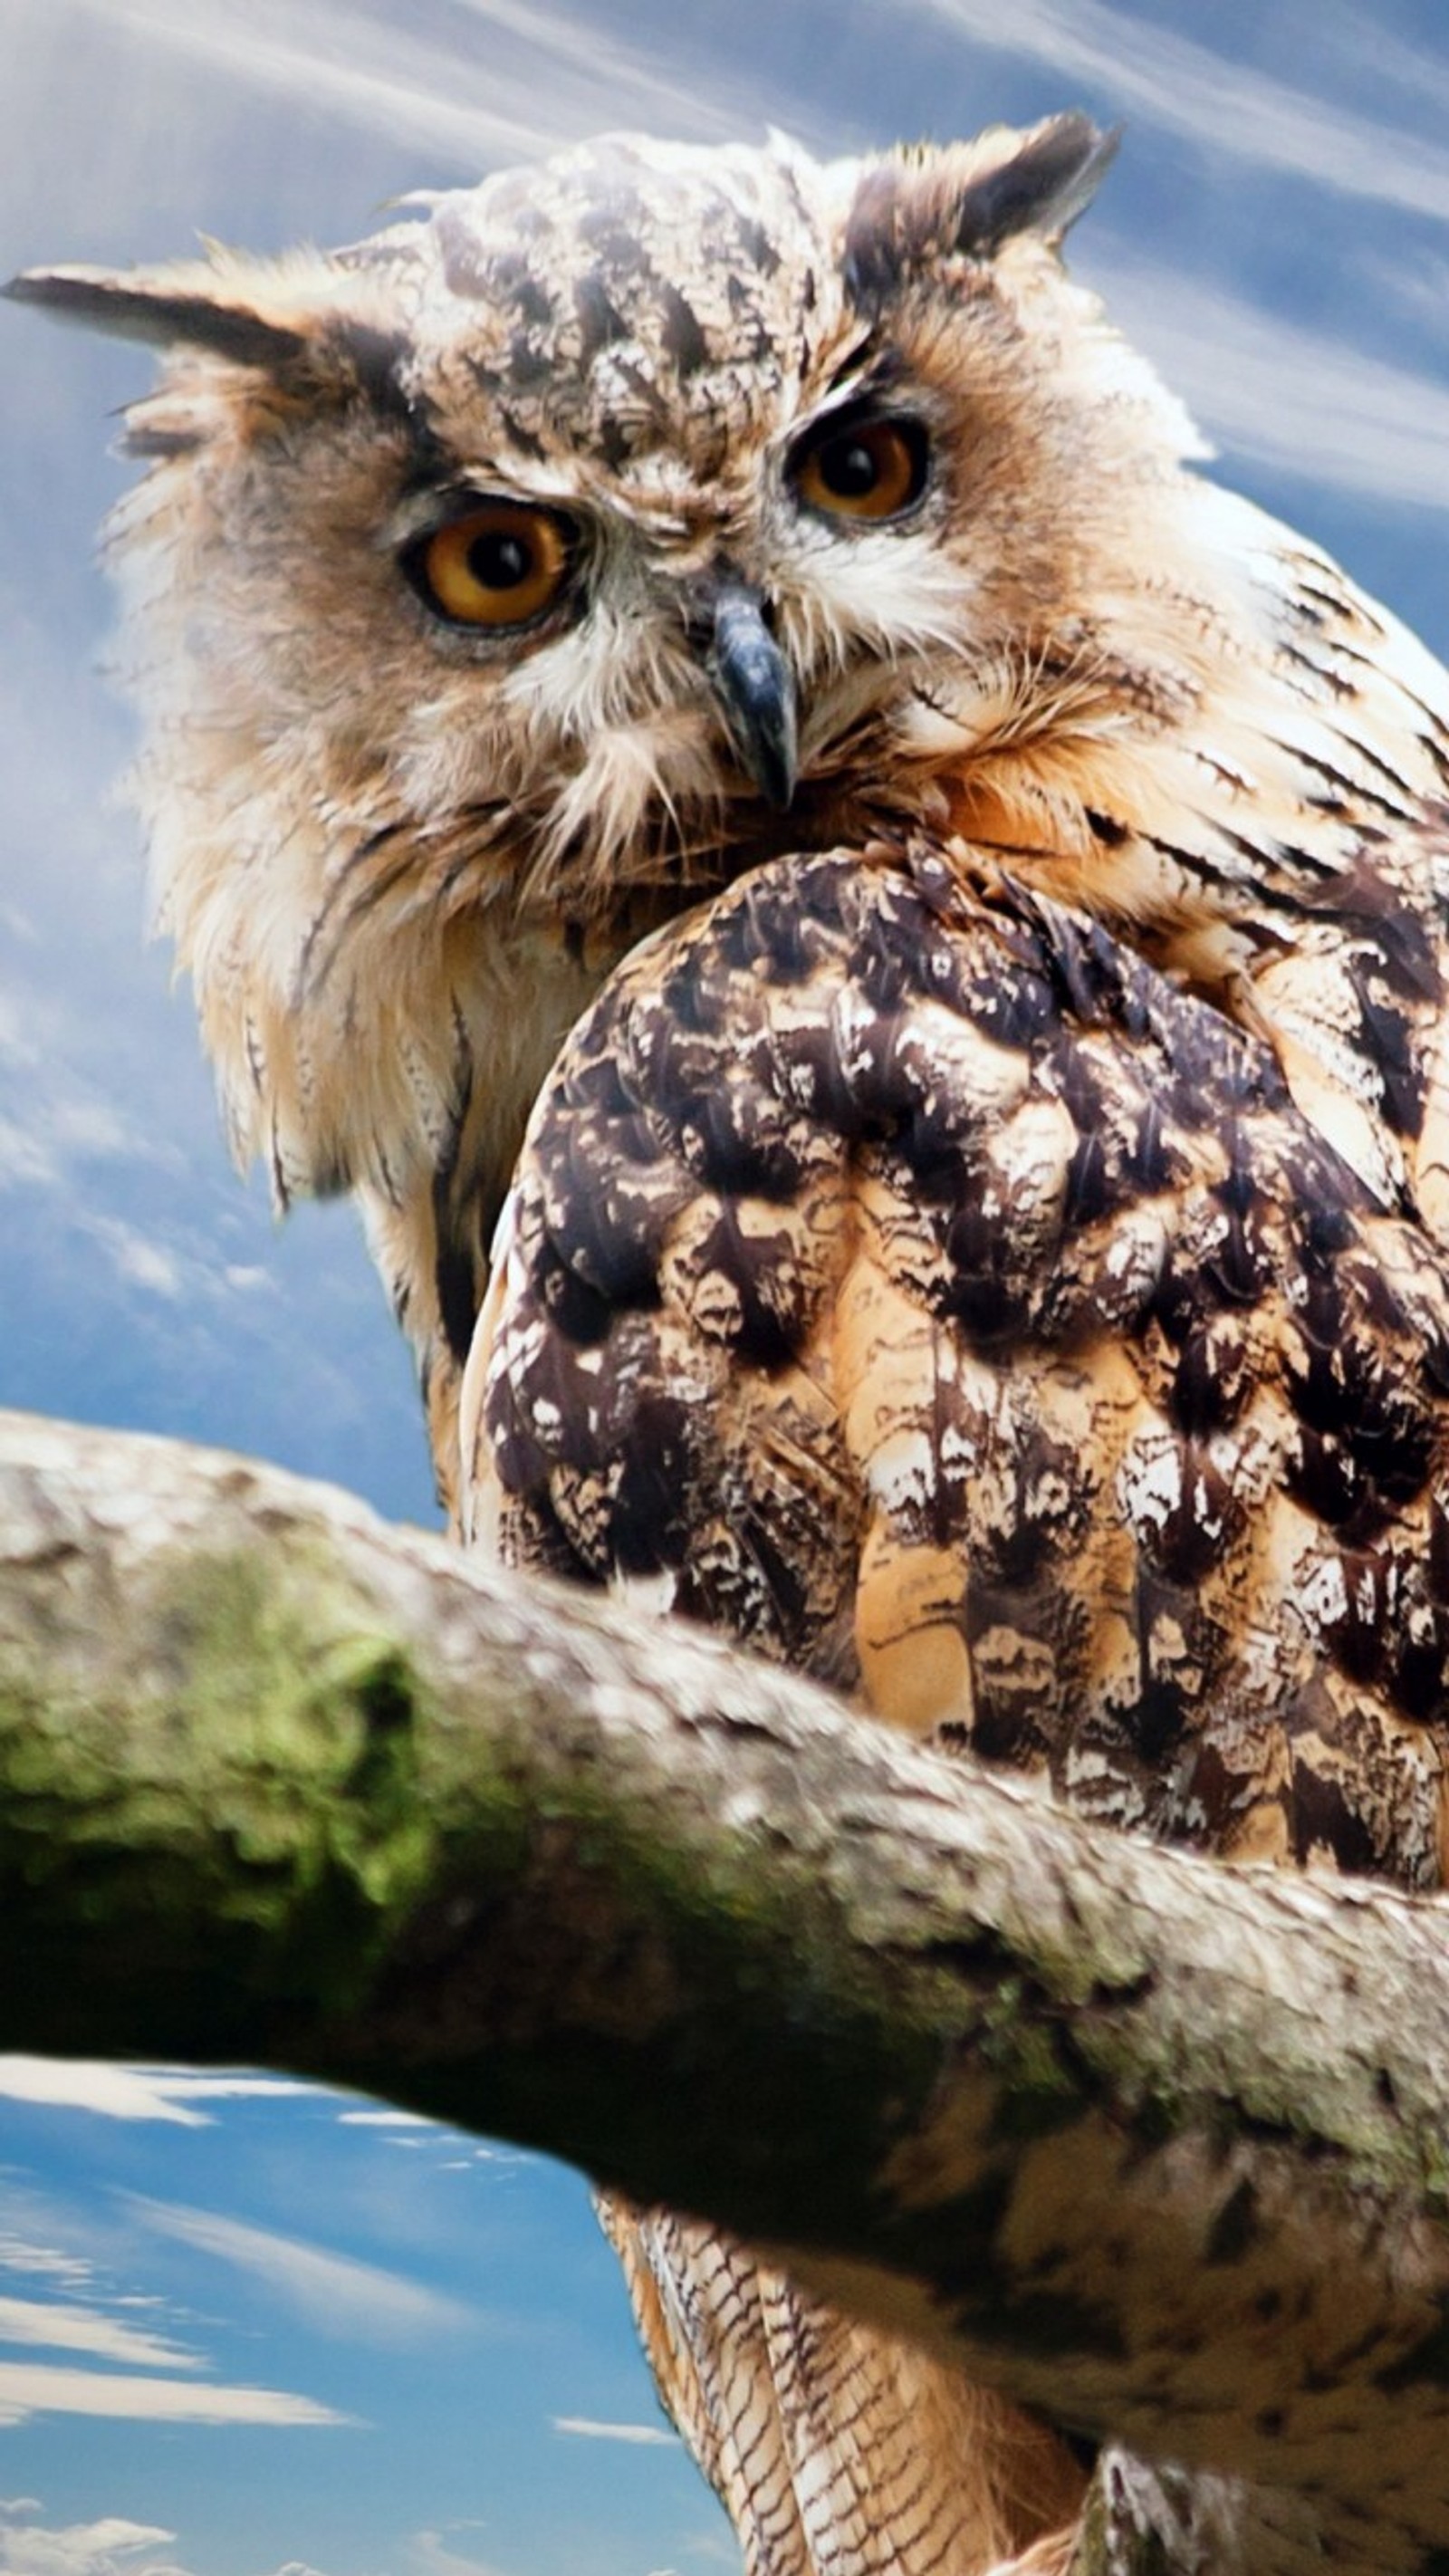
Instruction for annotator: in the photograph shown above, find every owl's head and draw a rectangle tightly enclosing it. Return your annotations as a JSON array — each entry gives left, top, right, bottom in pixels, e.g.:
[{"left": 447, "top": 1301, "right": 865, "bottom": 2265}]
[{"left": 10, "top": 115, "right": 1214, "bottom": 1218}]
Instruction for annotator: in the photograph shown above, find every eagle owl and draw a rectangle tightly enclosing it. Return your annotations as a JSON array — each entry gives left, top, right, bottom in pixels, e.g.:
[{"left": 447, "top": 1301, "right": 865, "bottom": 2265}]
[{"left": 16, "top": 110, "right": 1449, "bottom": 2576}]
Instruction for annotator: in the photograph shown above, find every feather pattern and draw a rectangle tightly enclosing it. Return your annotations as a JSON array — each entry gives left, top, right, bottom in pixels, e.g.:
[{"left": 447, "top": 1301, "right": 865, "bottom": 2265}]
[{"left": 25, "top": 111, "right": 1449, "bottom": 2576}]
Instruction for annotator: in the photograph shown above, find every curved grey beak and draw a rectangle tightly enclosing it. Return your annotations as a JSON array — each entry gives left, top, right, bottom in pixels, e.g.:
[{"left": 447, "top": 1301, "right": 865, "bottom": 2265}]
[{"left": 697, "top": 581, "right": 798, "bottom": 812}]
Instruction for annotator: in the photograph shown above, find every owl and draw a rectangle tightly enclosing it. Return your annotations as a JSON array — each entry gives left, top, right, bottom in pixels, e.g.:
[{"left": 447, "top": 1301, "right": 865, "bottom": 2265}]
[{"left": 15, "top": 109, "right": 1449, "bottom": 2576}]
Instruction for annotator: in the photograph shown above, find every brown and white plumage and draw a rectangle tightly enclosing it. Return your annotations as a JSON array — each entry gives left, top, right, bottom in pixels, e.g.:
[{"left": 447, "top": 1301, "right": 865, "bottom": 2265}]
[
  {"left": 470, "top": 838, "right": 1449, "bottom": 1880},
  {"left": 17, "top": 108, "right": 1449, "bottom": 2576},
  {"left": 601, "top": 2204, "right": 1086, "bottom": 2576}
]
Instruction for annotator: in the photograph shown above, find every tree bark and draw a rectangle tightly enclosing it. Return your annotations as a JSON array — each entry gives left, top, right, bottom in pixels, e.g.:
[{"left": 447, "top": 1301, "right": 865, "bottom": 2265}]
[{"left": 3, "top": 1405, "right": 1449, "bottom": 2574}]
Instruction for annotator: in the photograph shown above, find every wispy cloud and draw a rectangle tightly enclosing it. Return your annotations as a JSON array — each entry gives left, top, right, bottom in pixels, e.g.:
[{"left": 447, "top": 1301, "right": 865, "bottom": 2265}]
[
  {"left": 331, "top": 2111, "right": 523, "bottom": 2174},
  {"left": 915, "top": 0, "right": 1449, "bottom": 223},
  {"left": 1100, "top": 251, "right": 1449, "bottom": 514},
  {"left": 0, "top": 2364, "right": 346, "bottom": 2428},
  {"left": 127, "top": 2200, "right": 475, "bottom": 2342},
  {"left": 406, "top": 2532, "right": 513, "bottom": 2576},
  {"left": 48, "top": 0, "right": 763, "bottom": 175},
  {"left": 0, "top": 2065, "right": 200, "bottom": 2127},
  {"left": 0, "top": 2243, "right": 95, "bottom": 2293},
  {"left": 84, "top": 1220, "right": 184, "bottom": 1301},
  {"left": 0, "top": 1117, "right": 54, "bottom": 1190},
  {"left": 0, "top": 2301, "right": 197, "bottom": 2374},
  {"left": 0, "top": 996, "right": 37, "bottom": 1067},
  {"left": 126, "top": 2076, "right": 309, "bottom": 2107},
  {"left": 551, "top": 2416, "right": 677, "bottom": 2447},
  {"left": 0, "top": 2063, "right": 314, "bottom": 2126},
  {"left": 333, "top": 2110, "right": 435, "bottom": 2130},
  {"left": 0, "top": 980, "right": 174, "bottom": 1205},
  {"left": 1355, "top": 246, "right": 1449, "bottom": 351},
  {"left": 0, "top": 2506, "right": 190, "bottom": 2576},
  {"left": 0, "top": 2194, "right": 354, "bottom": 2440},
  {"left": 42, "top": 0, "right": 1449, "bottom": 224}
]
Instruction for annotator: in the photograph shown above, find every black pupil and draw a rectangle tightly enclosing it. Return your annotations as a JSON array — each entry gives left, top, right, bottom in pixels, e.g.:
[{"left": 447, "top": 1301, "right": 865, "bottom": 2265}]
[
  {"left": 820, "top": 434, "right": 883, "bottom": 497},
  {"left": 468, "top": 526, "right": 534, "bottom": 590}
]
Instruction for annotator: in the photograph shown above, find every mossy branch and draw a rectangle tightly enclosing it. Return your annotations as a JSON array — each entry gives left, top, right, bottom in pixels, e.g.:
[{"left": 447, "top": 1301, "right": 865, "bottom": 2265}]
[{"left": 4, "top": 1405, "right": 1449, "bottom": 2574}]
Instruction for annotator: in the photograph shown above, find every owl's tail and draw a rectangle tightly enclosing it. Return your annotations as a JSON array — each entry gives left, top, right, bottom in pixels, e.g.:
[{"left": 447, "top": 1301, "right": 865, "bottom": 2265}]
[{"left": 600, "top": 2196, "right": 1086, "bottom": 2576}]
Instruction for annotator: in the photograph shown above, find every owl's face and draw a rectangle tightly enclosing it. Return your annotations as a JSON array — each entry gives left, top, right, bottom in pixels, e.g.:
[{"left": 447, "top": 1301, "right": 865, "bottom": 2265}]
[{"left": 5, "top": 117, "right": 1222, "bottom": 1223}]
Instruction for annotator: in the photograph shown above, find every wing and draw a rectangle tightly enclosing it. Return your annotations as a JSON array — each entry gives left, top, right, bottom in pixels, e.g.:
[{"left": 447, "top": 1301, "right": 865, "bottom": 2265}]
[
  {"left": 467, "top": 836, "right": 1449, "bottom": 1889},
  {"left": 462, "top": 834, "right": 1449, "bottom": 2575}
]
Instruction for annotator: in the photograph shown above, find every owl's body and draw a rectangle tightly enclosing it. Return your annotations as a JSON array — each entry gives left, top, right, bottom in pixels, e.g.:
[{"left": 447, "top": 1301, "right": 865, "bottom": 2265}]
[{"left": 17, "top": 111, "right": 1449, "bottom": 2576}]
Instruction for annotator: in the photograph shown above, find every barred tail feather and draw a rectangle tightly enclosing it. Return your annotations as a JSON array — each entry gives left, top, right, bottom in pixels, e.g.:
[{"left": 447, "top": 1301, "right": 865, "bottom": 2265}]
[{"left": 600, "top": 2196, "right": 1086, "bottom": 2576}]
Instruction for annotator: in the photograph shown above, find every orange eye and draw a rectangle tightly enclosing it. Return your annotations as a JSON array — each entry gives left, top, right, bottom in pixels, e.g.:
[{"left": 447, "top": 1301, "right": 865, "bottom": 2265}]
[
  {"left": 791, "top": 415, "right": 928, "bottom": 523},
  {"left": 408, "top": 500, "right": 575, "bottom": 629}
]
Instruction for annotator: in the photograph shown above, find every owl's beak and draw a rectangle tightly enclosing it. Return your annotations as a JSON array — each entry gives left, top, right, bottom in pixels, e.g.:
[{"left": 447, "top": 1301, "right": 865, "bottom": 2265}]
[{"left": 696, "top": 581, "right": 799, "bottom": 811}]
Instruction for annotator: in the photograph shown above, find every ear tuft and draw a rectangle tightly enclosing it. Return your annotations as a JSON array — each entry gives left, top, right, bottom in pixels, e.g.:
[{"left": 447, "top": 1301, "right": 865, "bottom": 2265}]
[
  {"left": 4, "top": 265, "right": 311, "bottom": 369},
  {"left": 952, "top": 112, "right": 1119, "bottom": 255},
  {"left": 844, "top": 114, "right": 1118, "bottom": 303}
]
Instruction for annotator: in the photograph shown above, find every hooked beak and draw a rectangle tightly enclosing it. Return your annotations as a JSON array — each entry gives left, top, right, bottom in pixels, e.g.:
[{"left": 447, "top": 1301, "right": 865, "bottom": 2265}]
[{"left": 695, "top": 579, "right": 799, "bottom": 812}]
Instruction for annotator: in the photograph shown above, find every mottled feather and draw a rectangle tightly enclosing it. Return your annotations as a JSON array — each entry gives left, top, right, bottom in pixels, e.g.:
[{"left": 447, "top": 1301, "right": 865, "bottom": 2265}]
[
  {"left": 469, "top": 841, "right": 1449, "bottom": 1885},
  {"left": 24, "top": 109, "right": 1449, "bottom": 2576}
]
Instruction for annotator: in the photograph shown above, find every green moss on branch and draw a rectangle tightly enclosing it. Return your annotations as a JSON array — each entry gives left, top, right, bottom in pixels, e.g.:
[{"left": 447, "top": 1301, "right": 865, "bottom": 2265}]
[{"left": 8, "top": 1409, "right": 1449, "bottom": 2570}]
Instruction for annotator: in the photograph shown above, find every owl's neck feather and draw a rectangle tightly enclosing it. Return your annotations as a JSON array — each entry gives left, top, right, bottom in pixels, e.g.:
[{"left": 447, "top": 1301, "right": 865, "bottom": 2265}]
[{"left": 907, "top": 490, "right": 1449, "bottom": 1227}]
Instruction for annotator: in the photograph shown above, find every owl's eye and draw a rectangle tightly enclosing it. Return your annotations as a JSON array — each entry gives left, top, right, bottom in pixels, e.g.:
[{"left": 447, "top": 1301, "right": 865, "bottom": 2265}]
[
  {"left": 790, "top": 414, "right": 929, "bottom": 523},
  {"left": 405, "top": 500, "right": 576, "bottom": 629}
]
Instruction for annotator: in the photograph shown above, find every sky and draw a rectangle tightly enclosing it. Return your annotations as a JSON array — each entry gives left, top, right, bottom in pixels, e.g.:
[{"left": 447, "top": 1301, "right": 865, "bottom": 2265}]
[{"left": 2, "top": 0, "right": 1449, "bottom": 2570}]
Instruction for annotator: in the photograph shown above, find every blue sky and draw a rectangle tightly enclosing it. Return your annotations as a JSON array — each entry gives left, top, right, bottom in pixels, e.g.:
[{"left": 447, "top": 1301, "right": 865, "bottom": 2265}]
[
  {"left": 3, "top": 0, "right": 1449, "bottom": 2571},
  {"left": 0, "top": 2062, "right": 720, "bottom": 2576}
]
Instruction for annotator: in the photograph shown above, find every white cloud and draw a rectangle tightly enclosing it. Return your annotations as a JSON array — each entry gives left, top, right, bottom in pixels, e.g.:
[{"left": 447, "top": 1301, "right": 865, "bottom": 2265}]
[
  {"left": 126, "top": 2199, "right": 474, "bottom": 2342},
  {"left": 334, "top": 2110, "right": 435, "bottom": 2129},
  {"left": 335, "top": 2114, "right": 525, "bottom": 2172},
  {"left": 1358, "top": 248, "right": 1449, "bottom": 346},
  {"left": 45, "top": 0, "right": 757, "bottom": 174},
  {"left": 41, "top": 1102, "right": 134, "bottom": 1158},
  {"left": 0, "top": 2243, "right": 94, "bottom": 2292},
  {"left": 0, "top": 2502, "right": 351, "bottom": 2576},
  {"left": 406, "top": 2533, "right": 512, "bottom": 2576},
  {"left": 0, "top": 2512, "right": 187, "bottom": 2576},
  {"left": 1100, "top": 252, "right": 1449, "bottom": 514},
  {"left": 0, "top": 1057, "right": 161, "bottom": 1198},
  {"left": 0, "top": 2064, "right": 208, "bottom": 2127},
  {"left": 115, "top": 2074, "right": 309, "bottom": 2110},
  {"left": 0, "top": 2364, "right": 346, "bottom": 2428},
  {"left": 0, "top": 2064, "right": 321, "bottom": 2126},
  {"left": 0, "top": 2301, "right": 197, "bottom": 2374},
  {"left": 551, "top": 2417, "right": 677, "bottom": 2447},
  {"left": 41, "top": 0, "right": 1449, "bottom": 226},
  {"left": 915, "top": 0, "right": 1449, "bottom": 223},
  {"left": 88, "top": 1218, "right": 183, "bottom": 1301},
  {"left": 0, "top": 1118, "right": 54, "bottom": 1189},
  {"left": 0, "top": 999, "right": 38, "bottom": 1068}
]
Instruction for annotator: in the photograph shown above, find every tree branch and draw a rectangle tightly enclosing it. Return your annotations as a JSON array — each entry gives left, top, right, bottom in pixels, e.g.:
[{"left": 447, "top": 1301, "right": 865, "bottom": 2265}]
[{"left": 3, "top": 1406, "right": 1448, "bottom": 2573}]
